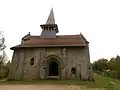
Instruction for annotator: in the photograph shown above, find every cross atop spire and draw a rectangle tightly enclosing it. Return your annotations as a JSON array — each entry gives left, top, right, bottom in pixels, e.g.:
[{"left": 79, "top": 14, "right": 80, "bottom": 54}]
[{"left": 46, "top": 8, "right": 55, "bottom": 24}]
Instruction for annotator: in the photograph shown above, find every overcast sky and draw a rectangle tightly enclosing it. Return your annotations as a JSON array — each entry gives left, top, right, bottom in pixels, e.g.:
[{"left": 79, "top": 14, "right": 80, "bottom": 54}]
[{"left": 0, "top": 0, "right": 120, "bottom": 62}]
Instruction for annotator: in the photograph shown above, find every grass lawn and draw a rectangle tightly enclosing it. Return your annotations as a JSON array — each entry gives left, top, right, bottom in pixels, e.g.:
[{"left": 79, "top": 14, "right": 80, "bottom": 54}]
[{"left": 0, "top": 74, "right": 120, "bottom": 89}]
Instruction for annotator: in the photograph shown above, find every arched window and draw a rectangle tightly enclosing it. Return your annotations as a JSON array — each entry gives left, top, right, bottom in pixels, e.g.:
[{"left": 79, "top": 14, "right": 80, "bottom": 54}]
[
  {"left": 30, "top": 58, "right": 34, "bottom": 65},
  {"left": 71, "top": 67, "right": 76, "bottom": 74}
]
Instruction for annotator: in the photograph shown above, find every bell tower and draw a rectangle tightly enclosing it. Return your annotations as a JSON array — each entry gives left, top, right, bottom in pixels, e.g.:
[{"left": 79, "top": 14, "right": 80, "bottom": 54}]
[{"left": 40, "top": 8, "right": 58, "bottom": 38}]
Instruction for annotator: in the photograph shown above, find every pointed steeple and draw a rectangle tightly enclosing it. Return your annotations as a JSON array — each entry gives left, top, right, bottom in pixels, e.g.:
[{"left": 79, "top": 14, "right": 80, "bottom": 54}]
[
  {"left": 40, "top": 8, "right": 59, "bottom": 38},
  {"left": 46, "top": 8, "right": 55, "bottom": 24}
]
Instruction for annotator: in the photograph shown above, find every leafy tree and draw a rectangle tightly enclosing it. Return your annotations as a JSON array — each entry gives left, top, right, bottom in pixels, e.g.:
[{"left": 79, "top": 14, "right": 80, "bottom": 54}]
[
  {"left": 92, "top": 58, "right": 108, "bottom": 72},
  {"left": 92, "top": 55, "right": 120, "bottom": 80}
]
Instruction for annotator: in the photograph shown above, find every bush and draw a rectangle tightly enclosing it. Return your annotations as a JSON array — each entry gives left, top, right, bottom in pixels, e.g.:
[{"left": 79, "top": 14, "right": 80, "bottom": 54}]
[{"left": 0, "top": 66, "right": 9, "bottom": 79}]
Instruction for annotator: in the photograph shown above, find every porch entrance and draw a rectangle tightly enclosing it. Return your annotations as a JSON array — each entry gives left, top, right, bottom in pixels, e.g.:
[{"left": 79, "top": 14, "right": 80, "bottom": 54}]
[
  {"left": 49, "top": 61, "right": 58, "bottom": 76},
  {"left": 44, "top": 55, "right": 63, "bottom": 79}
]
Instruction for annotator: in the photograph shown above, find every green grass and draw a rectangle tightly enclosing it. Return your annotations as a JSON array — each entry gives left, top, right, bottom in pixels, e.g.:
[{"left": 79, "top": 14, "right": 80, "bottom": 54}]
[
  {"left": 0, "top": 74, "right": 120, "bottom": 89},
  {"left": 84, "top": 74, "right": 120, "bottom": 88}
]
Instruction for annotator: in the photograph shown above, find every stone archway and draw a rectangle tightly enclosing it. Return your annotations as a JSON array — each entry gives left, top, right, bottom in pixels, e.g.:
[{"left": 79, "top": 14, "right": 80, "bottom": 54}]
[{"left": 42, "top": 55, "right": 64, "bottom": 79}]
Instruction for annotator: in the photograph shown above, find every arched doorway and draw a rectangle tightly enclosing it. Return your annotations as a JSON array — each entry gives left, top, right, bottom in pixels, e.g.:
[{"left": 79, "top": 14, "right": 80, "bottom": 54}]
[
  {"left": 43, "top": 55, "right": 63, "bottom": 78},
  {"left": 42, "top": 55, "right": 65, "bottom": 79},
  {"left": 49, "top": 61, "right": 58, "bottom": 76}
]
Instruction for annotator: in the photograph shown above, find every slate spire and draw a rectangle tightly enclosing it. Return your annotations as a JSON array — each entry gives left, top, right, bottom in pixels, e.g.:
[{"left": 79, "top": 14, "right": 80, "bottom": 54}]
[
  {"left": 46, "top": 8, "right": 55, "bottom": 24},
  {"left": 40, "top": 8, "right": 59, "bottom": 38}
]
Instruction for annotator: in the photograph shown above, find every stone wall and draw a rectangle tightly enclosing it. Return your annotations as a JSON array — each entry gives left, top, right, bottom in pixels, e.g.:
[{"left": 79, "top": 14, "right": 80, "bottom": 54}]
[
  {"left": 8, "top": 50, "right": 20, "bottom": 80},
  {"left": 23, "top": 48, "right": 40, "bottom": 80},
  {"left": 8, "top": 45, "right": 91, "bottom": 80},
  {"left": 66, "top": 46, "right": 90, "bottom": 80}
]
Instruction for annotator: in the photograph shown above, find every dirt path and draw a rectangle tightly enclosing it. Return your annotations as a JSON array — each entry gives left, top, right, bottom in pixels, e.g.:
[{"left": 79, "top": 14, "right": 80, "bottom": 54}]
[{"left": 0, "top": 84, "right": 83, "bottom": 90}]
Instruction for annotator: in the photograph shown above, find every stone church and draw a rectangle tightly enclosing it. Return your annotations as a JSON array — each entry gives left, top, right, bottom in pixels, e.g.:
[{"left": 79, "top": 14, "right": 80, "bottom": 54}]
[{"left": 8, "top": 9, "right": 93, "bottom": 80}]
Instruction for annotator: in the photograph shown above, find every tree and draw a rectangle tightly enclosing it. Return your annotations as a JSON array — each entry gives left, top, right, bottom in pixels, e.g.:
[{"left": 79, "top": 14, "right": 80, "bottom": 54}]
[
  {"left": 92, "top": 58, "right": 108, "bottom": 72},
  {"left": 92, "top": 55, "right": 120, "bottom": 80},
  {"left": 0, "top": 32, "right": 6, "bottom": 66}
]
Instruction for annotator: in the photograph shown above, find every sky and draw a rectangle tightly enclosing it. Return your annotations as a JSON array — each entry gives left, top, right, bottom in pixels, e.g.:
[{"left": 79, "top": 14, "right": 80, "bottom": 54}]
[{"left": 0, "top": 0, "right": 120, "bottom": 62}]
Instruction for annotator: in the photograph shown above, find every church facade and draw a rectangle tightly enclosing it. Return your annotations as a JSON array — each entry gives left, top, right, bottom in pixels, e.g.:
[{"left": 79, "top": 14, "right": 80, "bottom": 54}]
[{"left": 8, "top": 9, "right": 93, "bottom": 80}]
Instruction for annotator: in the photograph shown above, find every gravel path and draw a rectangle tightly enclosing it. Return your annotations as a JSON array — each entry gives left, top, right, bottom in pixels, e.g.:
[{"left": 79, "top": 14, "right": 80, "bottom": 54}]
[{"left": 0, "top": 84, "right": 82, "bottom": 90}]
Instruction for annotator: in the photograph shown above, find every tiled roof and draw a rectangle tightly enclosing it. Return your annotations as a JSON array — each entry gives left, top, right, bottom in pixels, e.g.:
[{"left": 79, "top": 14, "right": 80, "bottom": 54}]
[{"left": 11, "top": 34, "right": 88, "bottom": 50}]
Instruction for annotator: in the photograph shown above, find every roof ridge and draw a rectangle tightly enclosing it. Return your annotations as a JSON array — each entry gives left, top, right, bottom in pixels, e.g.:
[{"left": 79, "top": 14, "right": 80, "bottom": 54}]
[
  {"left": 30, "top": 34, "right": 80, "bottom": 37},
  {"left": 57, "top": 34, "right": 80, "bottom": 36}
]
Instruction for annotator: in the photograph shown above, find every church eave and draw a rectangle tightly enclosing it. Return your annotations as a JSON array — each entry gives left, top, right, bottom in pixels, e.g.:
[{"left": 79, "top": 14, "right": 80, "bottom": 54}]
[{"left": 10, "top": 44, "right": 86, "bottom": 50}]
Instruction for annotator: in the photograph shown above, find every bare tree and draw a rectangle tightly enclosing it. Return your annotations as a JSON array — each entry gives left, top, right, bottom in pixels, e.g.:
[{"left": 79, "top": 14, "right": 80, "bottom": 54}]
[{"left": 0, "top": 32, "right": 6, "bottom": 65}]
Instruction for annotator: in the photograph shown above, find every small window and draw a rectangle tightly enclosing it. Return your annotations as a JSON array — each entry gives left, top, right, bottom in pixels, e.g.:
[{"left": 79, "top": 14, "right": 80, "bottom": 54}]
[
  {"left": 71, "top": 67, "right": 76, "bottom": 74},
  {"left": 30, "top": 58, "right": 34, "bottom": 65}
]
